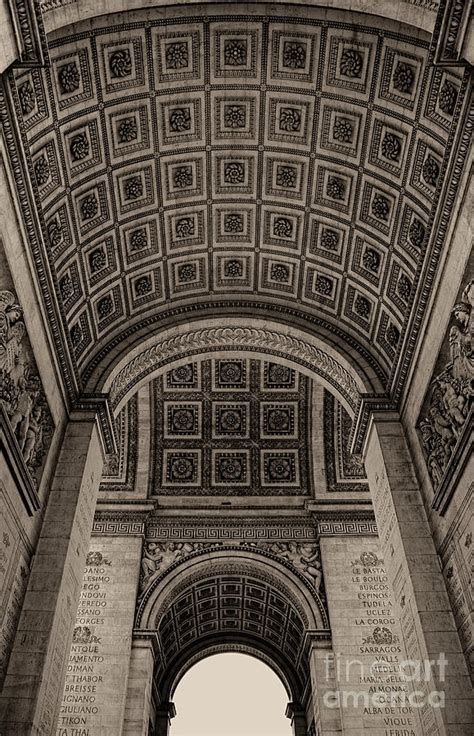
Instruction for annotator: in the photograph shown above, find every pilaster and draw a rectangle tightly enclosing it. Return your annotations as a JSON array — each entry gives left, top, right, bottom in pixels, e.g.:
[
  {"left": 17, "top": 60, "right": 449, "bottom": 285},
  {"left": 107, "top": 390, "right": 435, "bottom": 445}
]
[
  {"left": 363, "top": 413, "right": 474, "bottom": 736},
  {"left": 286, "top": 701, "right": 307, "bottom": 736},
  {"left": 0, "top": 412, "right": 104, "bottom": 735},
  {"left": 307, "top": 635, "right": 343, "bottom": 735},
  {"left": 123, "top": 633, "right": 159, "bottom": 736},
  {"left": 55, "top": 526, "right": 144, "bottom": 735}
]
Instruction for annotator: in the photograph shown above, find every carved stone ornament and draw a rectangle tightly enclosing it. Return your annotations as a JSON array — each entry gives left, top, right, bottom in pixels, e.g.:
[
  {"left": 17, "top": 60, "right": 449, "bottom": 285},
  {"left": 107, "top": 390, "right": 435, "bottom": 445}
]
[
  {"left": 139, "top": 539, "right": 323, "bottom": 595},
  {"left": 419, "top": 279, "right": 473, "bottom": 489},
  {"left": 85, "top": 551, "right": 112, "bottom": 567},
  {"left": 109, "top": 326, "right": 361, "bottom": 412},
  {"left": 140, "top": 541, "right": 216, "bottom": 591},
  {"left": 362, "top": 627, "right": 399, "bottom": 645},
  {"left": 0, "top": 290, "right": 54, "bottom": 483},
  {"left": 72, "top": 626, "right": 101, "bottom": 644}
]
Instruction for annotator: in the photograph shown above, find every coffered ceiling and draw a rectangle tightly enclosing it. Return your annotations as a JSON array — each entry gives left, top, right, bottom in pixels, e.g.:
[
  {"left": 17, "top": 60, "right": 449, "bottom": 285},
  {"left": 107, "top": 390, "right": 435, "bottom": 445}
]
[{"left": 10, "top": 7, "right": 467, "bottom": 390}]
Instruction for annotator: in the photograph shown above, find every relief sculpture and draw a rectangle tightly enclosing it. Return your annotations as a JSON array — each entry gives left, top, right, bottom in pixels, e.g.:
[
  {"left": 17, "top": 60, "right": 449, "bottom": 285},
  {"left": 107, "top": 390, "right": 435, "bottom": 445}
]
[
  {"left": 0, "top": 290, "right": 53, "bottom": 482},
  {"left": 140, "top": 541, "right": 219, "bottom": 592},
  {"left": 262, "top": 542, "right": 323, "bottom": 591},
  {"left": 419, "top": 279, "right": 473, "bottom": 489},
  {"left": 140, "top": 538, "right": 323, "bottom": 594}
]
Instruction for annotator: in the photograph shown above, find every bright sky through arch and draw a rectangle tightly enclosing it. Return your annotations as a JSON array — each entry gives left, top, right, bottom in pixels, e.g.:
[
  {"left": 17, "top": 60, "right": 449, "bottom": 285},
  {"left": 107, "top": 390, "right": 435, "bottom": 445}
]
[{"left": 170, "top": 653, "right": 293, "bottom": 736}]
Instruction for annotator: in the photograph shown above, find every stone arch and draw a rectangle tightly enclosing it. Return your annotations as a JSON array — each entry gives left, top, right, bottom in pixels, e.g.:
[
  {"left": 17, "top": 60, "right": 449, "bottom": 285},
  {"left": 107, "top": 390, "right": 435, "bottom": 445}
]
[
  {"left": 136, "top": 548, "right": 327, "bottom": 705},
  {"left": 97, "top": 318, "right": 384, "bottom": 419}
]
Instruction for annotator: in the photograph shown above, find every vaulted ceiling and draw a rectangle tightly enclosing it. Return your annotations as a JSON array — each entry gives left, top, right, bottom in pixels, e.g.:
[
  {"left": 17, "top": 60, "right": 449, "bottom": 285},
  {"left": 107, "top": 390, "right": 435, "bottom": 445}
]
[
  {"left": 9, "top": 6, "right": 468, "bottom": 393},
  {"left": 99, "top": 357, "right": 369, "bottom": 498}
]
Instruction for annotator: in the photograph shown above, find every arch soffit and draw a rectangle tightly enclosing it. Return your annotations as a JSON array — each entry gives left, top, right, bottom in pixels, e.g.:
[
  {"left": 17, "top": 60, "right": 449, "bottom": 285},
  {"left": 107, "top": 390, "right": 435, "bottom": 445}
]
[
  {"left": 136, "top": 547, "right": 326, "bottom": 631},
  {"left": 41, "top": 0, "right": 438, "bottom": 37},
  {"left": 99, "top": 318, "right": 383, "bottom": 419}
]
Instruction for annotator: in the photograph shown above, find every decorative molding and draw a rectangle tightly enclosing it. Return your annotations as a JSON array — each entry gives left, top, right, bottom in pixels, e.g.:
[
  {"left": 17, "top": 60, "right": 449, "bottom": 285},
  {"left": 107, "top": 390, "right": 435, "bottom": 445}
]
[
  {"left": 349, "top": 393, "right": 398, "bottom": 455},
  {"left": 316, "top": 514, "right": 378, "bottom": 536},
  {"left": 92, "top": 511, "right": 149, "bottom": 536},
  {"left": 132, "top": 629, "right": 161, "bottom": 658},
  {"left": 39, "top": 0, "right": 76, "bottom": 11},
  {"left": 433, "top": 0, "right": 470, "bottom": 64},
  {"left": 110, "top": 327, "right": 360, "bottom": 412},
  {"left": 146, "top": 516, "right": 318, "bottom": 543},
  {"left": 140, "top": 539, "right": 324, "bottom": 599},
  {"left": 38, "top": 0, "right": 441, "bottom": 13},
  {"left": 0, "top": 80, "right": 79, "bottom": 405},
  {"left": 136, "top": 545, "right": 329, "bottom": 628},
  {"left": 403, "top": 0, "right": 439, "bottom": 8},
  {"left": 100, "top": 394, "right": 137, "bottom": 492},
  {"left": 73, "top": 393, "right": 117, "bottom": 455},
  {"left": 390, "top": 68, "right": 472, "bottom": 402},
  {"left": 323, "top": 391, "right": 369, "bottom": 492},
  {"left": 8, "top": 0, "right": 48, "bottom": 66}
]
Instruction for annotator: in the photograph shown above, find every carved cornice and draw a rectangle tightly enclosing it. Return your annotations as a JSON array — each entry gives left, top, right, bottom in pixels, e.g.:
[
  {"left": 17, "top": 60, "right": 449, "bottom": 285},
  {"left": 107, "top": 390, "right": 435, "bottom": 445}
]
[
  {"left": 432, "top": 0, "right": 471, "bottom": 64},
  {"left": 404, "top": 0, "right": 439, "bottom": 8},
  {"left": 39, "top": 0, "right": 441, "bottom": 13},
  {"left": 109, "top": 327, "right": 361, "bottom": 412},
  {"left": 132, "top": 629, "right": 161, "bottom": 659},
  {"left": 390, "top": 71, "right": 472, "bottom": 402},
  {"left": 315, "top": 511, "right": 378, "bottom": 536},
  {"left": 304, "top": 630, "right": 332, "bottom": 648},
  {"left": 145, "top": 516, "right": 317, "bottom": 542},
  {"left": 349, "top": 393, "right": 398, "bottom": 455},
  {"left": 92, "top": 510, "right": 150, "bottom": 536},
  {"left": 8, "top": 0, "right": 48, "bottom": 66},
  {"left": 73, "top": 393, "right": 117, "bottom": 455}
]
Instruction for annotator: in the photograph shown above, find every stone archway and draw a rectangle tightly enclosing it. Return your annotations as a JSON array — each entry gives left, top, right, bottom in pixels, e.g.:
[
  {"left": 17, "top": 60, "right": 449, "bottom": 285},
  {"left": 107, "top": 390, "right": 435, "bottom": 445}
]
[
  {"left": 96, "top": 316, "right": 382, "bottom": 417},
  {"left": 133, "top": 548, "right": 327, "bottom": 735}
]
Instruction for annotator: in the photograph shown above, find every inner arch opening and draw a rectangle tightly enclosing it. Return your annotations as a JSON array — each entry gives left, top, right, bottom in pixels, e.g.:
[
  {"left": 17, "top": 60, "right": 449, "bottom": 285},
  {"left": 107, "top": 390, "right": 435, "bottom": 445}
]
[{"left": 170, "top": 653, "right": 293, "bottom": 736}]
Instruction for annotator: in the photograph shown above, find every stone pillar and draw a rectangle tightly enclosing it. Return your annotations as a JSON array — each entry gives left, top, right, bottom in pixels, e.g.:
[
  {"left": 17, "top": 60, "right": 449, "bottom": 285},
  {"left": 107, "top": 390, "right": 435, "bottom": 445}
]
[
  {"left": 56, "top": 533, "right": 143, "bottom": 736},
  {"left": 123, "top": 633, "right": 159, "bottom": 736},
  {"left": 308, "top": 638, "right": 343, "bottom": 735},
  {"left": 286, "top": 702, "right": 307, "bottom": 736},
  {"left": 0, "top": 413, "right": 105, "bottom": 736},
  {"left": 154, "top": 702, "right": 176, "bottom": 736},
  {"left": 364, "top": 414, "right": 474, "bottom": 736},
  {"left": 320, "top": 535, "right": 424, "bottom": 736}
]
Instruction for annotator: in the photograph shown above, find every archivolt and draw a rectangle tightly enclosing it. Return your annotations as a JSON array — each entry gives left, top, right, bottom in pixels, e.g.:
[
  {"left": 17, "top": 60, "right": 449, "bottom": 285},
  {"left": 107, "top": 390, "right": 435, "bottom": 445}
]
[{"left": 103, "top": 319, "right": 382, "bottom": 417}]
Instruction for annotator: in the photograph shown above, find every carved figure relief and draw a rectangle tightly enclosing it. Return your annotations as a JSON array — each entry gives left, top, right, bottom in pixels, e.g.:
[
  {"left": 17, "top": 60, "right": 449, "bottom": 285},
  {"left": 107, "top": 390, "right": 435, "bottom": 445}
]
[
  {"left": 140, "top": 541, "right": 217, "bottom": 591},
  {"left": 0, "top": 290, "right": 53, "bottom": 482},
  {"left": 419, "top": 278, "right": 473, "bottom": 489},
  {"left": 262, "top": 542, "right": 323, "bottom": 590},
  {"left": 139, "top": 538, "right": 324, "bottom": 595}
]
